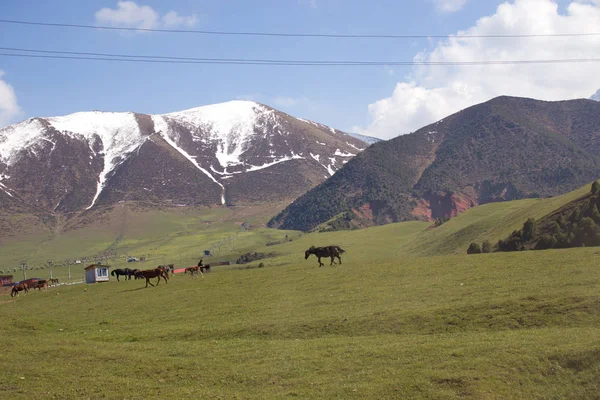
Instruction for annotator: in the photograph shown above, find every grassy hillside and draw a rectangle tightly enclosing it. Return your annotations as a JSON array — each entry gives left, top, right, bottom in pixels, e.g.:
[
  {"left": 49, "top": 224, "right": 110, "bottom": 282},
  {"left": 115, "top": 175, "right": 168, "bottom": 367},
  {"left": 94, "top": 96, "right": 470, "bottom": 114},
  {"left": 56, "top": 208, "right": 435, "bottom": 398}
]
[
  {"left": 0, "top": 182, "right": 593, "bottom": 281},
  {"left": 2, "top": 183, "right": 600, "bottom": 398},
  {"left": 1, "top": 248, "right": 599, "bottom": 399}
]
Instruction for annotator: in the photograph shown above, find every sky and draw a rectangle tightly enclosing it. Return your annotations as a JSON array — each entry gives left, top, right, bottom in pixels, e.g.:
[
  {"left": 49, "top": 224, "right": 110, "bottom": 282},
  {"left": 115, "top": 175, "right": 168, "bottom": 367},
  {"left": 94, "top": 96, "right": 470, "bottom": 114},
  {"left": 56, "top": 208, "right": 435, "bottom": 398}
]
[{"left": 0, "top": 0, "right": 599, "bottom": 139}]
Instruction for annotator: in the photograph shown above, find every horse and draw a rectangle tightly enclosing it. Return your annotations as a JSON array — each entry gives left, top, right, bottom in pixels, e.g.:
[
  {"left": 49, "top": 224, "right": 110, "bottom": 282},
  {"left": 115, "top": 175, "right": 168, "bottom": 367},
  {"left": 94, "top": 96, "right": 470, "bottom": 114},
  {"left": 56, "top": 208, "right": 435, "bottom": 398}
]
[
  {"left": 127, "top": 269, "right": 140, "bottom": 280},
  {"left": 48, "top": 278, "right": 59, "bottom": 286},
  {"left": 135, "top": 268, "right": 169, "bottom": 288},
  {"left": 156, "top": 266, "right": 171, "bottom": 281},
  {"left": 32, "top": 280, "right": 48, "bottom": 291},
  {"left": 10, "top": 283, "right": 29, "bottom": 297},
  {"left": 185, "top": 266, "right": 204, "bottom": 279},
  {"left": 111, "top": 268, "right": 133, "bottom": 282},
  {"left": 197, "top": 260, "right": 211, "bottom": 274},
  {"left": 158, "top": 264, "right": 174, "bottom": 277},
  {"left": 304, "top": 245, "right": 345, "bottom": 267}
]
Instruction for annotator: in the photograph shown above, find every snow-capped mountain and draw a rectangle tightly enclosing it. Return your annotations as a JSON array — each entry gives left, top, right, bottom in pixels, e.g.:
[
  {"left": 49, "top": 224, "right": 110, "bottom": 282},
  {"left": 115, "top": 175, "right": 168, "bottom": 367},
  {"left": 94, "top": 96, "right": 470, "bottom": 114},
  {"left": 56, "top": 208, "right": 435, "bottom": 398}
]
[
  {"left": 591, "top": 89, "right": 600, "bottom": 101},
  {"left": 0, "top": 101, "right": 367, "bottom": 213}
]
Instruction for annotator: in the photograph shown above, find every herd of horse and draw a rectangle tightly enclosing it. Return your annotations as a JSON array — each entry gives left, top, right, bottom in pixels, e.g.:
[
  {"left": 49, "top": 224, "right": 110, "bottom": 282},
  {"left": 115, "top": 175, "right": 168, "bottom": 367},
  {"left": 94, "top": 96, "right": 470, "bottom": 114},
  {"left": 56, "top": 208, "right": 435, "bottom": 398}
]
[
  {"left": 10, "top": 278, "right": 58, "bottom": 297},
  {"left": 9, "top": 247, "right": 345, "bottom": 296},
  {"left": 110, "top": 260, "right": 213, "bottom": 287}
]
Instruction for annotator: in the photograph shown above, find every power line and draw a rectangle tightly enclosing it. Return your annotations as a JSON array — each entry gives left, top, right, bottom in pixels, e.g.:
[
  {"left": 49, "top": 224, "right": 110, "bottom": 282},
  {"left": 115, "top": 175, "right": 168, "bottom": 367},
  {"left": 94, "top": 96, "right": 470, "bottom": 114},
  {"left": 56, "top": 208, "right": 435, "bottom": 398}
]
[
  {"left": 1, "top": 47, "right": 600, "bottom": 66},
  {"left": 1, "top": 19, "right": 599, "bottom": 39}
]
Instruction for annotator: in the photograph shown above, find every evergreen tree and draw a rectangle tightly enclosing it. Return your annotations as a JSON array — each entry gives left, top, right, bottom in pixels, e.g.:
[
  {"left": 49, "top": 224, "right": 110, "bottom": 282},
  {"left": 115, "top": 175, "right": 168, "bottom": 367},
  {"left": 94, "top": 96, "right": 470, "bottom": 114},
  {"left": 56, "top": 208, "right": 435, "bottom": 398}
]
[
  {"left": 592, "top": 180, "right": 600, "bottom": 195},
  {"left": 570, "top": 207, "right": 581, "bottom": 223},
  {"left": 591, "top": 204, "right": 600, "bottom": 224},
  {"left": 523, "top": 218, "right": 537, "bottom": 241},
  {"left": 482, "top": 240, "right": 492, "bottom": 253},
  {"left": 551, "top": 221, "right": 561, "bottom": 235}
]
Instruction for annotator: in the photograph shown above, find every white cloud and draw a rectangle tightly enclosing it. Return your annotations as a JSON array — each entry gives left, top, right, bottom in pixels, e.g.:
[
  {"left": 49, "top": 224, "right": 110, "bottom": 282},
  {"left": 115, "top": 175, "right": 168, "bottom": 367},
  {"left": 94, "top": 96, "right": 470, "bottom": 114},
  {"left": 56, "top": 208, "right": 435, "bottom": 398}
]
[
  {"left": 358, "top": 0, "right": 600, "bottom": 139},
  {"left": 434, "top": 0, "right": 469, "bottom": 13},
  {"left": 95, "top": 1, "right": 198, "bottom": 30},
  {"left": 162, "top": 11, "right": 198, "bottom": 28},
  {"left": 0, "top": 71, "right": 21, "bottom": 128}
]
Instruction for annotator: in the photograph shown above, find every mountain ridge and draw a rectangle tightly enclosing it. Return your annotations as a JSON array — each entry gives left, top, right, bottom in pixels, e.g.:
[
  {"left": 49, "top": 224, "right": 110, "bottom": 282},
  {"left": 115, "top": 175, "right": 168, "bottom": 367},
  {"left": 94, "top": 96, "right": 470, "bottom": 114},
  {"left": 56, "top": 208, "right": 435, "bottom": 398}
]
[
  {"left": 269, "top": 95, "right": 600, "bottom": 232},
  {"left": 0, "top": 101, "right": 368, "bottom": 216}
]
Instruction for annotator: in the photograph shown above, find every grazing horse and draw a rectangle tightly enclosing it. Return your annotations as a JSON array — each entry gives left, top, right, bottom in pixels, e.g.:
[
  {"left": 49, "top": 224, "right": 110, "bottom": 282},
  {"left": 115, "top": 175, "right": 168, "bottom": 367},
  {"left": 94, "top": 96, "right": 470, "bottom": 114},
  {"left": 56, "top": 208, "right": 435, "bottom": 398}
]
[
  {"left": 48, "top": 278, "right": 59, "bottom": 286},
  {"left": 11, "top": 283, "right": 29, "bottom": 297},
  {"left": 304, "top": 245, "right": 346, "bottom": 267},
  {"left": 32, "top": 280, "right": 48, "bottom": 291},
  {"left": 135, "top": 268, "right": 169, "bottom": 288},
  {"left": 185, "top": 266, "right": 204, "bottom": 279},
  {"left": 111, "top": 268, "right": 134, "bottom": 282}
]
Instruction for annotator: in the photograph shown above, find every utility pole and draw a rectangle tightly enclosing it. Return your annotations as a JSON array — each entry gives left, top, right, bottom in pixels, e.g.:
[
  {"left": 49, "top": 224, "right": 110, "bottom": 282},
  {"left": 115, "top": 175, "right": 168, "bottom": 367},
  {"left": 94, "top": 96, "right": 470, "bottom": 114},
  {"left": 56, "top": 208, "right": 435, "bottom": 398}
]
[
  {"left": 47, "top": 261, "right": 53, "bottom": 279},
  {"left": 20, "top": 262, "right": 27, "bottom": 281}
]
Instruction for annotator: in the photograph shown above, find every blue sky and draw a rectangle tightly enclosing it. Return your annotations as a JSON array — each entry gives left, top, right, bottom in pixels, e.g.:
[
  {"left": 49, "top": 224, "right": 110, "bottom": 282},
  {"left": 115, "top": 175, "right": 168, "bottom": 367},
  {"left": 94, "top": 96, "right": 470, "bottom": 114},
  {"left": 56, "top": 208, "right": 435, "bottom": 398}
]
[{"left": 0, "top": 0, "right": 598, "bottom": 138}]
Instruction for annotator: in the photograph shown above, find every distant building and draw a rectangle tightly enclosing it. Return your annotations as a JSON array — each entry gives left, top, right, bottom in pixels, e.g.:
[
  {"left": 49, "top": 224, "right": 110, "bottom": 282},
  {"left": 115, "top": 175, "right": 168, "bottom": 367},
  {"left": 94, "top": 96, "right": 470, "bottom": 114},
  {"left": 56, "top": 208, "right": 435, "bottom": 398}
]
[
  {"left": 0, "top": 275, "right": 13, "bottom": 286},
  {"left": 84, "top": 264, "right": 111, "bottom": 284}
]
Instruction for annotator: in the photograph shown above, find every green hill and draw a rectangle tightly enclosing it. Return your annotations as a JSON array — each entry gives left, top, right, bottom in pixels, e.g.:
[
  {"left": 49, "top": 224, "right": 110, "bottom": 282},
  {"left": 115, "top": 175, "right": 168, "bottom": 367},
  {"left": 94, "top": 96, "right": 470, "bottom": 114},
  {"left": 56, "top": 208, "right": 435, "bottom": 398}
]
[{"left": 2, "top": 183, "right": 600, "bottom": 398}]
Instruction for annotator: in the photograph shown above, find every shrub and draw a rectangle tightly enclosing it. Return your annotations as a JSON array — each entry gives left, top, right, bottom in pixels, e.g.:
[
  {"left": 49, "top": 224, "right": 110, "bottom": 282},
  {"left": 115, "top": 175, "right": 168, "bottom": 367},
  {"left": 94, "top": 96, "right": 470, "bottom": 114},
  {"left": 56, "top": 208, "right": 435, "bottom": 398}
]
[
  {"left": 467, "top": 242, "right": 482, "bottom": 254},
  {"left": 481, "top": 240, "right": 492, "bottom": 253},
  {"left": 592, "top": 180, "right": 600, "bottom": 195}
]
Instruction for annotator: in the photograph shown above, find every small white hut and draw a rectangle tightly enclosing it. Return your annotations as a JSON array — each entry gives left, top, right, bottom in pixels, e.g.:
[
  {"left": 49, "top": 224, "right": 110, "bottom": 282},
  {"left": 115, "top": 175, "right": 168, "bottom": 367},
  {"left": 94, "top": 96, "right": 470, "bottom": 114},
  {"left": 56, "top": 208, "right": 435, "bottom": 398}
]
[{"left": 85, "top": 264, "right": 110, "bottom": 284}]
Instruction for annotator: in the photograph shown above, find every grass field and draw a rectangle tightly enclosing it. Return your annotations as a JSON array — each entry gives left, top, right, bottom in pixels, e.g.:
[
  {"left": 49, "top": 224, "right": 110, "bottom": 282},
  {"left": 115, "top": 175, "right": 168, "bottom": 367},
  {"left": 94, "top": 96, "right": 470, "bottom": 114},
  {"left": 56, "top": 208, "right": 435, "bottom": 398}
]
[
  {"left": 1, "top": 248, "right": 599, "bottom": 399},
  {"left": 1, "top": 185, "right": 599, "bottom": 398}
]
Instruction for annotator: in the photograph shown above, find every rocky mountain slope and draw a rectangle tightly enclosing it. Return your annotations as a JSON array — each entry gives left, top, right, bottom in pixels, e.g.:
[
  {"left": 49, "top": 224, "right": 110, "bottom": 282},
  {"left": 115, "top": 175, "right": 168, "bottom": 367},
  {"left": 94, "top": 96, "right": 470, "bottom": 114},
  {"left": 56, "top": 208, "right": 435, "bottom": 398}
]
[
  {"left": 0, "top": 101, "right": 367, "bottom": 215},
  {"left": 269, "top": 96, "right": 600, "bottom": 232}
]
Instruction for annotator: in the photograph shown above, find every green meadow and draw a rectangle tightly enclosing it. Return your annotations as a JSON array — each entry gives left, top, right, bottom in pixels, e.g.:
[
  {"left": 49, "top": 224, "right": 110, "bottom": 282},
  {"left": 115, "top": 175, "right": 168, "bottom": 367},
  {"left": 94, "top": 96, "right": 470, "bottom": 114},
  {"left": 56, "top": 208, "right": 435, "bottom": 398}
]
[{"left": 1, "top": 185, "right": 599, "bottom": 399}]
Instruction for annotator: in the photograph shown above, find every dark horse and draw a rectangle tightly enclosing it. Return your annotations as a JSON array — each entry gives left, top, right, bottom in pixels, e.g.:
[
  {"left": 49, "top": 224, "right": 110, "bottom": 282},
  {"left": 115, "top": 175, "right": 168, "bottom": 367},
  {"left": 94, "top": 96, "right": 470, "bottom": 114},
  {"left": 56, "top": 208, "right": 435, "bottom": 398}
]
[
  {"left": 135, "top": 268, "right": 169, "bottom": 288},
  {"left": 197, "top": 259, "right": 211, "bottom": 273},
  {"left": 304, "top": 246, "right": 345, "bottom": 267},
  {"left": 111, "top": 268, "right": 137, "bottom": 282},
  {"left": 11, "top": 282, "right": 29, "bottom": 297}
]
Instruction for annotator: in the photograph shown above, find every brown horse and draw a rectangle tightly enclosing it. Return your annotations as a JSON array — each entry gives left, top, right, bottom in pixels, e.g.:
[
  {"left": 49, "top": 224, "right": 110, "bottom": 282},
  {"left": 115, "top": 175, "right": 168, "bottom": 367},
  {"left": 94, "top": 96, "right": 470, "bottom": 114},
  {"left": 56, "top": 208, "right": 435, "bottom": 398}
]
[
  {"left": 11, "top": 283, "right": 29, "bottom": 297},
  {"left": 304, "top": 245, "right": 345, "bottom": 267},
  {"left": 32, "top": 280, "right": 48, "bottom": 291},
  {"left": 157, "top": 264, "right": 174, "bottom": 278},
  {"left": 185, "top": 266, "right": 203, "bottom": 279},
  {"left": 135, "top": 268, "right": 169, "bottom": 288},
  {"left": 49, "top": 278, "right": 59, "bottom": 286}
]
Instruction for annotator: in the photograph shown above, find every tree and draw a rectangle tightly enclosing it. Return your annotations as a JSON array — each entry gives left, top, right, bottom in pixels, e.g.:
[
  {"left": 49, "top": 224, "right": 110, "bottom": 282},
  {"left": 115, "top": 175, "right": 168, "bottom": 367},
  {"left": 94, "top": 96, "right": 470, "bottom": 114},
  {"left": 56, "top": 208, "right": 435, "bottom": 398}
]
[
  {"left": 551, "top": 221, "right": 562, "bottom": 235},
  {"left": 570, "top": 207, "right": 581, "bottom": 224},
  {"left": 482, "top": 240, "right": 492, "bottom": 253},
  {"left": 523, "top": 218, "right": 537, "bottom": 241},
  {"left": 591, "top": 204, "right": 600, "bottom": 224},
  {"left": 535, "top": 234, "right": 557, "bottom": 250},
  {"left": 467, "top": 242, "right": 482, "bottom": 254},
  {"left": 592, "top": 180, "right": 600, "bottom": 195}
]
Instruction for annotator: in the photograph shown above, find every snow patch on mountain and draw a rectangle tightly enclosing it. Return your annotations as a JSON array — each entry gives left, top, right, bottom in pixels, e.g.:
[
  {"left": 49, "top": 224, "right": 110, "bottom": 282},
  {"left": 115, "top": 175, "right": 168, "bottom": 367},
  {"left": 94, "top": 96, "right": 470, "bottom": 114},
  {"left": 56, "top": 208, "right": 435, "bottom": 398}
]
[
  {"left": 245, "top": 153, "right": 305, "bottom": 172},
  {"left": 46, "top": 111, "right": 146, "bottom": 209},
  {"left": 162, "top": 101, "right": 278, "bottom": 170},
  {"left": 153, "top": 115, "right": 226, "bottom": 204},
  {"left": 334, "top": 149, "right": 355, "bottom": 157},
  {"left": 0, "top": 118, "right": 47, "bottom": 165},
  {"left": 591, "top": 89, "right": 600, "bottom": 101}
]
